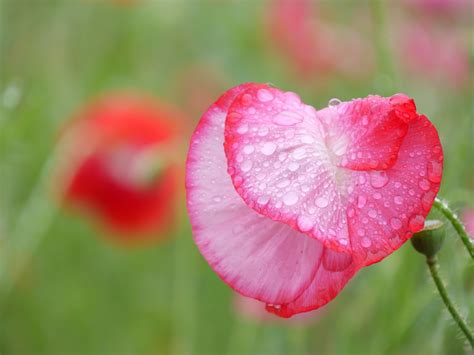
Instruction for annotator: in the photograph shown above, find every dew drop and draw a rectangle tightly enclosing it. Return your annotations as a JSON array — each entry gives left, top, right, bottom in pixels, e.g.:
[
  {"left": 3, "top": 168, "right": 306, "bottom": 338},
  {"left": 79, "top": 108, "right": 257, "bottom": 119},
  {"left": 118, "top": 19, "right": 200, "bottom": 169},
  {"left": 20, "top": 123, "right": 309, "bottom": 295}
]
[
  {"left": 237, "top": 124, "right": 249, "bottom": 134},
  {"left": 258, "top": 127, "right": 269, "bottom": 137},
  {"left": 315, "top": 197, "right": 329, "bottom": 208},
  {"left": 278, "top": 152, "right": 287, "bottom": 162},
  {"left": 283, "top": 191, "right": 299, "bottom": 206},
  {"left": 261, "top": 142, "right": 277, "bottom": 156},
  {"left": 357, "top": 229, "right": 366, "bottom": 237},
  {"left": 243, "top": 145, "right": 255, "bottom": 154},
  {"left": 213, "top": 196, "right": 222, "bottom": 203},
  {"left": 328, "top": 98, "right": 341, "bottom": 107},
  {"left": 292, "top": 147, "right": 306, "bottom": 160},
  {"left": 288, "top": 162, "right": 300, "bottom": 172},
  {"left": 357, "top": 195, "right": 367, "bottom": 208},
  {"left": 257, "top": 195, "right": 270, "bottom": 205},
  {"left": 273, "top": 110, "right": 303, "bottom": 126},
  {"left": 368, "top": 209, "right": 377, "bottom": 218},
  {"left": 361, "top": 237, "right": 371, "bottom": 247},
  {"left": 277, "top": 179, "right": 291, "bottom": 188},
  {"left": 390, "top": 217, "right": 402, "bottom": 230},
  {"left": 297, "top": 216, "right": 314, "bottom": 232},
  {"left": 373, "top": 192, "right": 382, "bottom": 200},
  {"left": 301, "top": 135, "right": 315, "bottom": 144},
  {"left": 427, "top": 161, "right": 442, "bottom": 183},
  {"left": 370, "top": 171, "right": 389, "bottom": 189},
  {"left": 257, "top": 89, "right": 274, "bottom": 102},
  {"left": 418, "top": 178, "right": 431, "bottom": 191},
  {"left": 394, "top": 196, "right": 403, "bottom": 205},
  {"left": 241, "top": 160, "right": 253, "bottom": 172}
]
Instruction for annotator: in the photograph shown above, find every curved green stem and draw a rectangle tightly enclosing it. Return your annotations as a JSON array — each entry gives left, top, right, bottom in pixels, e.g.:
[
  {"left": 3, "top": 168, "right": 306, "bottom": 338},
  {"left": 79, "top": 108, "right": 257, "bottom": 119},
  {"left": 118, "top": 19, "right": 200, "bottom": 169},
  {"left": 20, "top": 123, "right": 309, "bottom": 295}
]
[
  {"left": 0, "top": 155, "right": 57, "bottom": 303},
  {"left": 433, "top": 197, "right": 474, "bottom": 259},
  {"left": 426, "top": 256, "right": 474, "bottom": 348}
]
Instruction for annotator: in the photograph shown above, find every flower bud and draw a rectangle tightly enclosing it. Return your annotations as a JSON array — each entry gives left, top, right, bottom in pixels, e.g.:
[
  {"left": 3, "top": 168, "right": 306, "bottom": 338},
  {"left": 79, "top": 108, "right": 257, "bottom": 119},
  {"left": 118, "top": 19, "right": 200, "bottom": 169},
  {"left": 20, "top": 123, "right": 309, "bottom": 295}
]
[{"left": 411, "top": 219, "right": 445, "bottom": 258}]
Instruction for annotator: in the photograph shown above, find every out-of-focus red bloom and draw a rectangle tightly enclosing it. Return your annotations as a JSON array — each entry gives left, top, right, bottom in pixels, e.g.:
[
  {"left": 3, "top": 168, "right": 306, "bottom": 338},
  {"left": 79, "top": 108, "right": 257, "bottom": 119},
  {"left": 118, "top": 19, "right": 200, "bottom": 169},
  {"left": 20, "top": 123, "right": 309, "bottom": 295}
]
[
  {"left": 57, "top": 92, "right": 184, "bottom": 243},
  {"left": 266, "top": 0, "right": 374, "bottom": 81}
]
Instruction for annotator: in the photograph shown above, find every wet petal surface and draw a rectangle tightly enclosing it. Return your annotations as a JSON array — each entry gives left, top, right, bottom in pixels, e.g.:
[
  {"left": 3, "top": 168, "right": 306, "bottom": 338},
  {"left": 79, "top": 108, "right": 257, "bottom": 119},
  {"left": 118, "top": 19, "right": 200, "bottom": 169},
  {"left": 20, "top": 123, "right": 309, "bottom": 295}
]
[{"left": 186, "top": 84, "right": 324, "bottom": 304}]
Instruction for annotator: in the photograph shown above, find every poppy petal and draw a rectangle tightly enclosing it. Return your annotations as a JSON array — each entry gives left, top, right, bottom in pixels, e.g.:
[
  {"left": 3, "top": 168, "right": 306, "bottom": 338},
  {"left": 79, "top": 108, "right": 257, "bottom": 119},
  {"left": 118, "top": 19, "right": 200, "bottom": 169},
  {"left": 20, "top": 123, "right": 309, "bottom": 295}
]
[
  {"left": 266, "top": 248, "right": 359, "bottom": 318},
  {"left": 186, "top": 84, "right": 323, "bottom": 304}
]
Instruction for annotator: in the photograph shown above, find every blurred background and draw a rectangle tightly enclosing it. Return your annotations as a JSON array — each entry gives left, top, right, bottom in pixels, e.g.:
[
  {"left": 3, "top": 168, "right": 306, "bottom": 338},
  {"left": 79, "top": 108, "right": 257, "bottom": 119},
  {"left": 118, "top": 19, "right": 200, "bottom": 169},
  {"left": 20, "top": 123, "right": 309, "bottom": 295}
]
[{"left": 0, "top": 0, "right": 473, "bottom": 354}]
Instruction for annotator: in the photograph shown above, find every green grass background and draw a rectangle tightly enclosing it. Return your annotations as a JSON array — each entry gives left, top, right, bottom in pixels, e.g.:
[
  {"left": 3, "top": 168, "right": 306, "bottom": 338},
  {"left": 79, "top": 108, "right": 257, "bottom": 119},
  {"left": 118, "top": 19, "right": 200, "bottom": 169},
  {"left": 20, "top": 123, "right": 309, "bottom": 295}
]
[{"left": 0, "top": 1, "right": 473, "bottom": 354}]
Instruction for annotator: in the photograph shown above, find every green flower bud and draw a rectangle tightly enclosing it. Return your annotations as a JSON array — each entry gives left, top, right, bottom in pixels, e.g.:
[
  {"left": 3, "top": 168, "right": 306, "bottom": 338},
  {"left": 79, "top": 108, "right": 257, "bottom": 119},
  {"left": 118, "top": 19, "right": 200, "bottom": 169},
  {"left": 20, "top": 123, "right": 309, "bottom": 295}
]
[{"left": 411, "top": 220, "right": 445, "bottom": 258}]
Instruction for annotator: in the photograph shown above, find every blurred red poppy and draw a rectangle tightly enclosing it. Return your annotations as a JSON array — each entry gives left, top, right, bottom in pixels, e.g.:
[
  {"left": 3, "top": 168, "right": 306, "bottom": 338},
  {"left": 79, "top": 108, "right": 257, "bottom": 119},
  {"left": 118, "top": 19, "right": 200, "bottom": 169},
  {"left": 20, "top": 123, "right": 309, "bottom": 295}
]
[{"left": 56, "top": 92, "right": 185, "bottom": 243}]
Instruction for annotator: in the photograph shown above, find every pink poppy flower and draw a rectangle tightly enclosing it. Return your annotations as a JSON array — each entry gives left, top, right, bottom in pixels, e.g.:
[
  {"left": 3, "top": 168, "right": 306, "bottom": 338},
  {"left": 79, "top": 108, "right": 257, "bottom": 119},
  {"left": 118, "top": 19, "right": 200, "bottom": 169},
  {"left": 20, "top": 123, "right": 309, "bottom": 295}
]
[
  {"left": 186, "top": 83, "right": 443, "bottom": 317},
  {"left": 57, "top": 92, "right": 184, "bottom": 243}
]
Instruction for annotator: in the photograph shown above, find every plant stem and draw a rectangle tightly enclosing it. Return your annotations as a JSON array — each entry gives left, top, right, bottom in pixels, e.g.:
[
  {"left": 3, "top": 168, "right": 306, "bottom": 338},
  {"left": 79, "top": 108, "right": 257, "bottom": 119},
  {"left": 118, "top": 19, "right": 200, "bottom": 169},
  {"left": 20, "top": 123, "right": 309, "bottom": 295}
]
[
  {"left": 426, "top": 256, "right": 474, "bottom": 348},
  {"left": 0, "top": 155, "right": 57, "bottom": 302},
  {"left": 433, "top": 197, "right": 474, "bottom": 259}
]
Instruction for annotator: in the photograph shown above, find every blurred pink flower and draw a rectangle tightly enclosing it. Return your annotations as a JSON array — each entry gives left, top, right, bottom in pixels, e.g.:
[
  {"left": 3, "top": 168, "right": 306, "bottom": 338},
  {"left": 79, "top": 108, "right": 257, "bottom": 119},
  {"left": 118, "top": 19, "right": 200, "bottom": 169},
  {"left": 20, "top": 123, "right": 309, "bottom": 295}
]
[
  {"left": 266, "top": 0, "right": 374, "bottom": 81},
  {"left": 402, "top": 0, "right": 474, "bottom": 19},
  {"left": 397, "top": 21, "right": 471, "bottom": 88}
]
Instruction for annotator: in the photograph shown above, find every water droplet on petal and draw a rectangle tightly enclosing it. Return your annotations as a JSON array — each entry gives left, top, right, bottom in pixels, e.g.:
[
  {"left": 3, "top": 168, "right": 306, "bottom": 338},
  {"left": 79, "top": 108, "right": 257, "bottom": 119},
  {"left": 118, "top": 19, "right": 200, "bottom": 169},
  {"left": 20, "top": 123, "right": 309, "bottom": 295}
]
[
  {"left": 277, "top": 179, "right": 290, "bottom": 188},
  {"left": 297, "top": 216, "right": 314, "bottom": 232},
  {"left": 257, "top": 195, "right": 270, "bottom": 205},
  {"left": 241, "top": 160, "right": 252, "bottom": 172},
  {"left": 288, "top": 162, "right": 300, "bottom": 172},
  {"left": 394, "top": 196, "right": 403, "bottom": 205},
  {"left": 409, "top": 215, "right": 425, "bottom": 232},
  {"left": 301, "top": 135, "right": 314, "bottom": 144},
  {"left": 370, "top": 171, "right": 389, "bottom": 189},
  {"left": 361, "top": 237, "right": 371, "bottom": 247},
  {"left": 237, "top": 124, "right": 249, "bottom": 134},
  {"left": 272, "top": 110, "right": 303, "bottom": 126},
  {"left": 357, "top": 195, "right": 367, "bottom": 208},
  {"left": 427, "top": 161, "right": 442, "bottom": 183},
  {"left": 292, "top": 147, "right": 306, "bottom": 160},
  {"left": 390, "top": 218, "right": 402, "bottom": 230},
  {"left": 257, "top": 88, "right": 274, "bottom": 102},
  {"left": 328, "top": 98, "right": 341, "bottom": 107},
  {"left": 315, "top": 197, "right": 329, "bottom": 208},
  {"left": 418, "top": 178, "right": 431, "bottom": 191},
  {"left": 261, "top": 142, "right": 277, "bottom": 156},
  {"left": 283, "top": 191, "right": 299, "bottom": 206},
  {"left": 243, "top": 145, "right": 255, "bottom": 154}
]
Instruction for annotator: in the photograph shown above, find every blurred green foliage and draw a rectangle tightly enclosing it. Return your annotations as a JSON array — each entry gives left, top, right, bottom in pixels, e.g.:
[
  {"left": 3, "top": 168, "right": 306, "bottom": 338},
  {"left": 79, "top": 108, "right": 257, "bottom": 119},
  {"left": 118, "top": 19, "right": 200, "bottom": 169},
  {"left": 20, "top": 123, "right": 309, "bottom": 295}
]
[{"left": 0, "top": 0, "right": 473, "bottom": 354}]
